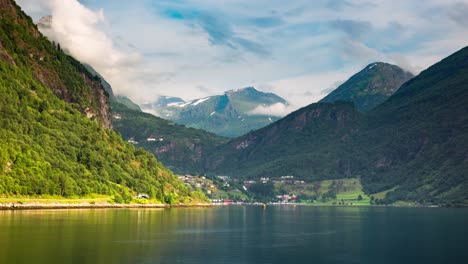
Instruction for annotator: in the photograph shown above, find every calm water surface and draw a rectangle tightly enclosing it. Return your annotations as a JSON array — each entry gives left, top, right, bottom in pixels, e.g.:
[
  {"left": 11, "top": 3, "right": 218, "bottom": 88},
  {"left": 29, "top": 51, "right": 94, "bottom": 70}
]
[{"left": 0, "top": 206, "right": 467, "bottom": 264}]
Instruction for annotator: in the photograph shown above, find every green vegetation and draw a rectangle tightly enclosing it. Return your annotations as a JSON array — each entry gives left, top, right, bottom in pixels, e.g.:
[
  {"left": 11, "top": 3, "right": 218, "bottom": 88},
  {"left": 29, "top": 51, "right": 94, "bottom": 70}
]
[
  {"left": 0, "top": 194, "right": 112, "bottom": 204},
  {"left": 0, "top": 0, "right": 206, "bottom": 204},
  {"left": 320, "top": 62, "right": 413, "bottom": 112},
  {"left": 0, "top": 57, "right": 199, "bottom": 202},
  {"left": 209, "top": 101, "right": 365, "bottom": 180},
  {"left": 111, "top": 100, "right": 227, "bottom": 174},
  {"left": 0, "top": 1, "right": 111, "bottom": 127},
  {"left": 275, "top": 178, "right": 371, "bottom": 205},
  {"left": 114, "top": 96, "right": 141, "bottom": 111},
  {"left": 207, "top": 47, "right": 468, "bottom": 206}
]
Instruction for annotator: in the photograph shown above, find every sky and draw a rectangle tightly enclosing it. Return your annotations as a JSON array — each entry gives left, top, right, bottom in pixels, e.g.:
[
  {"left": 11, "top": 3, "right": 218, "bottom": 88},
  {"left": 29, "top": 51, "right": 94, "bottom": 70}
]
[{"left": 16, "top": 0, "right": 468, "bottom": 114}]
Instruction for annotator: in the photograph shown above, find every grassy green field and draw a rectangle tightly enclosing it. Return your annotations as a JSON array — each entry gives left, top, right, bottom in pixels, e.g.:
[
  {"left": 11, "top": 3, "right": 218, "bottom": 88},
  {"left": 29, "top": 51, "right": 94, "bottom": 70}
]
[{"left": 275, "top": 178, "right": 372, "bottom": 205}]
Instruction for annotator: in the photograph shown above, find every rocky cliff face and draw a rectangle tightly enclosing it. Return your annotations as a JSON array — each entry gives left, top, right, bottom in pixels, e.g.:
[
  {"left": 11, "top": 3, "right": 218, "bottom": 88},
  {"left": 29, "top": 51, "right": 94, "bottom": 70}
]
[{"left": 0, "top": 1, "right": 112, "bottom": 129}]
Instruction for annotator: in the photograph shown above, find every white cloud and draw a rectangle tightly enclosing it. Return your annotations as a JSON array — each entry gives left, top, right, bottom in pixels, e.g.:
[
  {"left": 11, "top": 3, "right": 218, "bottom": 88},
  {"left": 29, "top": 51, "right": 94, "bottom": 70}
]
[
  {"left": 248, "top": 103, "right": 295, "bottom": 117},
  {"left": 263, "top": 68, "right": 359, "bottom": 110},
  {"left": 15, "top": 0, "right": 468, "bottom": 110},
  {"left": 41, "top": 0, "right": 145, "bottom": 98}
]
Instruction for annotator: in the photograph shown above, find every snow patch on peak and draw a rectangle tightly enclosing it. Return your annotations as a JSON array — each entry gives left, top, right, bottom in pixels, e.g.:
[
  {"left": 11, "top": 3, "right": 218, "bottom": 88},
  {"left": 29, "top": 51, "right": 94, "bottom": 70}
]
[
  {"left": 192, "top": 97, "right": 210, "bottom": 106},
  {"left": 167, "top": 102, "right": 184, "bottom": 107}
]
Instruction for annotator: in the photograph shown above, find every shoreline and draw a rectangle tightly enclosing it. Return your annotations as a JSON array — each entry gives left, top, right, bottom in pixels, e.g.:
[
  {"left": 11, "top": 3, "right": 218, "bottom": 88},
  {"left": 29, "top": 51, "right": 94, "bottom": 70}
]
[
  {"left": 1, "top": 201, "right": 463, "bottom": 211},
  {"left": 0, "top": 202, "right": 213, "bottom": 211}
]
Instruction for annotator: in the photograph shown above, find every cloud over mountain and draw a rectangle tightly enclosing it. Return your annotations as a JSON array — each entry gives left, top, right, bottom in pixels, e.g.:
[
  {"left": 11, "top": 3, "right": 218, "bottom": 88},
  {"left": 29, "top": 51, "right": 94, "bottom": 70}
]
[{"left": 16, "top": 0, "right": 468, "bottom": 112}]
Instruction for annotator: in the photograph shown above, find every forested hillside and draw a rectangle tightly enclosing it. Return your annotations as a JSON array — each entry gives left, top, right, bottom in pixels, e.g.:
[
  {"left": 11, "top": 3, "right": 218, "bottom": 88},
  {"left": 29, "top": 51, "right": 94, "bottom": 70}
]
[
  {"left": 111, "top": 100, "right": 227, "bottom": 175},
  {"left": 0, "top": 0, "right": 202, "bottom": 203},
  {"left": 207, "top": 47, "right": 468, "bottom": 205}
]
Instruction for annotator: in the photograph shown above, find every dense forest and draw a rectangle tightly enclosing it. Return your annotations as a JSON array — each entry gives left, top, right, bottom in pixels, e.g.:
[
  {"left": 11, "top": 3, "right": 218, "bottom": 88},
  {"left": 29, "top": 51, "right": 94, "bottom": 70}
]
[{"left": 0, "top": 0, "right": 204, "bottom": 203}]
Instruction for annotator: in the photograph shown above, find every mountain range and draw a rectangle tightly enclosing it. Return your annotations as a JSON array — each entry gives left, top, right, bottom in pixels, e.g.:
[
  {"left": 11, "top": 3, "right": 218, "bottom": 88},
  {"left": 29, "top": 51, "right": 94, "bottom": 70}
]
[
  {"left": 206, "top": 47, "right": 468, "bottom": 205},
  {"left": 89, "top": 50, "right": 467, "bottom": 205},
  {"left": 2, "top": 0, "right": 466, "bottom": 206},
  {"left": 141, "top": 87, "right": 289, "bottom": 137}
]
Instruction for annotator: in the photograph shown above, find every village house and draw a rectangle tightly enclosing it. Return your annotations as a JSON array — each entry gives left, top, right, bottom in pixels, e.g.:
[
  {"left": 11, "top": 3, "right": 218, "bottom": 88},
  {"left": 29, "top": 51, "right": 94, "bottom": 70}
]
[
  {"left": 275, "top": 194, "right": 297, "bottom": 203},
  {"left": 260, "top": 177, "right": 269, "bottom": 183},
  {"left": 243, "top": 180, "right": 256, "bottom": 186},
  {"left": 127, "top": 138, "right": 138, "bottom": 144}
]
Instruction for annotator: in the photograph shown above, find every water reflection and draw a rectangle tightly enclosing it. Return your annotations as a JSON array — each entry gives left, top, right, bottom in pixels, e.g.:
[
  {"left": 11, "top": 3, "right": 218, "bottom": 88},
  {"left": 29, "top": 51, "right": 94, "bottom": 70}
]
[{"left": 0, "top": 206, "right": 467, "bottom": 264}]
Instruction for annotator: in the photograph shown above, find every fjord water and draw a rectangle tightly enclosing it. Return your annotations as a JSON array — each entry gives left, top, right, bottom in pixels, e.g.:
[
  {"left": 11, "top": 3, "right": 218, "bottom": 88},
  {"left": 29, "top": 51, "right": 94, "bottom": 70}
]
[{"left": 0, "top": 206, "right": 467, "bottom": 264}]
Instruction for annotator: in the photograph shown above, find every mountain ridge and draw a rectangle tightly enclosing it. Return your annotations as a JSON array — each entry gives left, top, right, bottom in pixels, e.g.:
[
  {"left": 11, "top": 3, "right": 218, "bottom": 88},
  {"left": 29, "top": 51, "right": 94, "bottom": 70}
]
[
  {"left": 142, "top": 87, "right": 289, "bottom": 137},
  {"left": 206, "top": 47, "right": 468, "bottom": 205},
  {"left": 111, "top": 99, "right": 227, "bottom": 174},
  {"left": 320, "top": 62, "right": 414, "bottom": 112}
]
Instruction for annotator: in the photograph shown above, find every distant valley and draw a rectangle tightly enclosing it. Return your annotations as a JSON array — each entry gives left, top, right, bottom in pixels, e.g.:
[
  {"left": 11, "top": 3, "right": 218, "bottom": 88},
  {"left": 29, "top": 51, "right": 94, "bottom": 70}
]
[
  {"left": 99, "top": 48, "right": 468, "bottom": 206},
  {"left": 103, "top": 52, "right": 467, "bottom": 205}
]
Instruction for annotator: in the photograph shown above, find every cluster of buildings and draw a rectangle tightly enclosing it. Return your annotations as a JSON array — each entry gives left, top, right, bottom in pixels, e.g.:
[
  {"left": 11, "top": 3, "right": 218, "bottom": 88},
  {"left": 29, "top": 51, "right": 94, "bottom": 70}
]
[
  {"left": 126, "top": 137, "right": 165, "bottom": 145},
  {"left": 274, "top": 194, "right": 297, "bottom": 203},
  {"left": 178, "top": 175, "right": 215, "bottom": 194},
  {"left": 146, "top": 137, "right": 164, "bottom": 142},
  {"left": 270, "top": 176, "right": 305, "bottom": 185}
]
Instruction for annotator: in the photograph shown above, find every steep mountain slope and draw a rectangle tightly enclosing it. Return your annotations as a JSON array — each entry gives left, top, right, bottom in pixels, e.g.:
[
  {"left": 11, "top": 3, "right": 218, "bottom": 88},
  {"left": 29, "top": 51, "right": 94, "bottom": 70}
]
[
  {"left": 208, "top": 101, "right": 365, "bottom": 178},
  {"left": 111, "top": 100, "right": 227, "bottom": 174},
  {"left": 65, "top": 50, "right": 226, "bottom": 176},
  {"left": 320, "top": 62, "right": 413, "bottom": 111},
  {"left": 83, "top": 63, "right": 114, "bottom": 98},
  {"left": 37, "top": 16, "right": 117, "bottom": 102},
  {"left": 0, "top": 6, "right": 111, "bottom": 129},
  {"left": 142, "top": 87, "right": 289, "bottom": 137},
  {"left": 208, "top": 47, "right": 468, "bottom": 205},
  {"left": 114, "top": 95, "right": 141, "bottom": 111},
  {"left": 0, "top": 0, "right": 199, "bottom": 203},
  {"left": 360, "top": 47, "right": 468, "bottom": 204}
]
